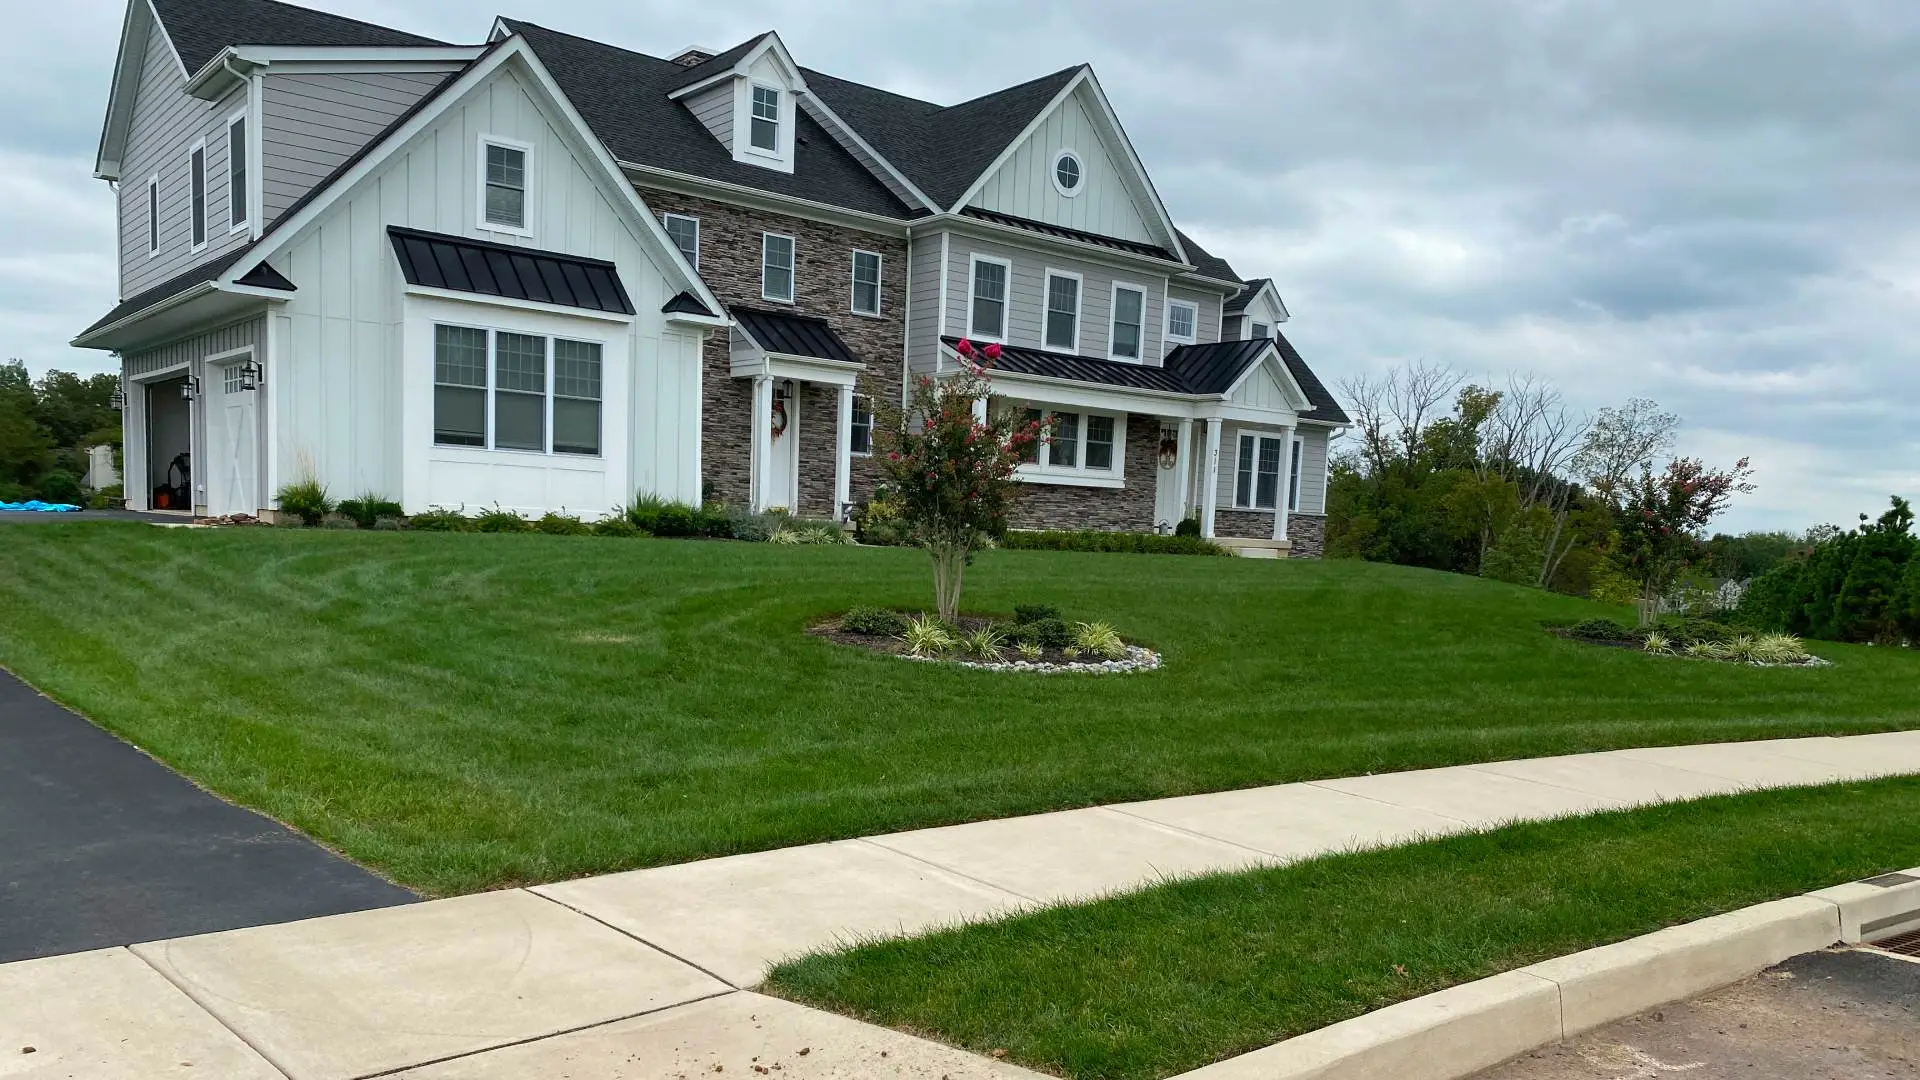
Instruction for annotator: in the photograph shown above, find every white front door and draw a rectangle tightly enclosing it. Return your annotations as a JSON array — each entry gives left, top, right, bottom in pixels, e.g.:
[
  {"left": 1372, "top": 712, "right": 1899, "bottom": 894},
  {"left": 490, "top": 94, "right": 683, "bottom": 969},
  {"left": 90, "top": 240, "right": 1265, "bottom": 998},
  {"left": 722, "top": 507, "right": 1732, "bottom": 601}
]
[
  {"left": 764, "top": 379, "right": 799, "bottom": 513},
  {"left": 206, "top": 363, "right": 259, "bottom": 517}
]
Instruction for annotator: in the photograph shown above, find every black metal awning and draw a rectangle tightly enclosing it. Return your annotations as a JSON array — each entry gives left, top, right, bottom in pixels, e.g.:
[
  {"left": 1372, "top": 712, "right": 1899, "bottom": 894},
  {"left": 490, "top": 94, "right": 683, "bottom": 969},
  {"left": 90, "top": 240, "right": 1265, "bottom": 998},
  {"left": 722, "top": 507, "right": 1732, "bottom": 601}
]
[
  {"left": 733, "top": 308, "right": 859, "bottom": 364},
  {"left": 387, "top": 226, "right": 635, "bottom": 315}
]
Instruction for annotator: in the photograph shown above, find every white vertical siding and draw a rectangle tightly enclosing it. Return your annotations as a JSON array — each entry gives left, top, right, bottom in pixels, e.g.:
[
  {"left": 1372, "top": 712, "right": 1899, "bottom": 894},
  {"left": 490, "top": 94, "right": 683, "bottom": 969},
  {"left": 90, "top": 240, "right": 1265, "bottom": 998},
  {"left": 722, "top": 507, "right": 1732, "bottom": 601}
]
[
  {"left": 117, "top": 20, "right": 249, "bottom": 297},
  {"left": 965, "top": 89, "right": 1154, "bottom": 245},
  {"left": 941, "top": 231, "right": 1165, "bottom": 362},
  {"left": 260, "top": 70, "right": 451, "bottom": 226},
  {"left": 122, "top": 316, "right": 265, "bottom": 511},
  {"left": 261, "top": 61, "right": 689, "bottom": 512}
]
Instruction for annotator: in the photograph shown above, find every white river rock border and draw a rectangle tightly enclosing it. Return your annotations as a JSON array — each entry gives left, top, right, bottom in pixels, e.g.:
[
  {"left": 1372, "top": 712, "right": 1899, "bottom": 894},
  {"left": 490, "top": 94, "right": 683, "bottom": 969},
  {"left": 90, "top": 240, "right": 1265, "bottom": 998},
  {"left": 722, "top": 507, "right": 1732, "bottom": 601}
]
[{"left": 900, "top": 644, "right": 1163, "bottom": 675}]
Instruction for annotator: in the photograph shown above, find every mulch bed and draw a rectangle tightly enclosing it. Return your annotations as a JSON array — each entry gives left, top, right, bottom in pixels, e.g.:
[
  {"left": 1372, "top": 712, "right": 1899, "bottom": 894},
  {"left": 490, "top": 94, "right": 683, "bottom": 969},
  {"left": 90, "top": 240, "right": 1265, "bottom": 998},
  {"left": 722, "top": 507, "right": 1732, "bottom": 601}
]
[{"left": 809, "top": 615, "right": 1090, "bottom": 665}]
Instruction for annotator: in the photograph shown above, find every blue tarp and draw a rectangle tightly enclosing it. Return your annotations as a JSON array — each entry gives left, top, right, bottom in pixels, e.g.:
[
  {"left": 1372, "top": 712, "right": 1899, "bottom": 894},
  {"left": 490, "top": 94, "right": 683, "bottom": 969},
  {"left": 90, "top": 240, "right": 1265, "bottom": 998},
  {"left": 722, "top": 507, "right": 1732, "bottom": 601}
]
[{"left": 0, "top": 500, "right": 82, "bottom": 512}]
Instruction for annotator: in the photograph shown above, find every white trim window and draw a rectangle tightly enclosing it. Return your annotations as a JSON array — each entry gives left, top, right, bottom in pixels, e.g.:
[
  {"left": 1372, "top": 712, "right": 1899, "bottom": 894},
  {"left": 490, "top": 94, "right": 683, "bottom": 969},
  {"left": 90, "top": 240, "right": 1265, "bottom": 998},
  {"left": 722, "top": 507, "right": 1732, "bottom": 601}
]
[
  {"left": 1019, "top": 406, "right": 1121, "bottom": 476},
  {"left": 1109, "top": 283, "right": 1145, "bottom": 360},
  {"left": 663, "top": 213, "right": 699, "bottom": 268},
  {"left": 432, "top": 324, "right": 603, "bottom": 456},
  {"left": 1250, "top": 320, "right": 1271, "bottom": 340},
  {"left": 1288, "top": 435, "right": 1304, "bottom": 512},
  {"left": 1166, "top": 299, "right": 1197, "bottom": 343},
  {"left": 227, "top": 111, "right": 249, "bottom": 233},
  {"left": 145, "top": 174, "right": 160, "bottom": 256},
  {"left": 850, "top": 250, "right": 882, "bottom": 316},
  {"left": 850, "top": 394, "right": 874, "bottom": 456},
  {"left": 1043, "top": 270, "right": 1080, "bottom": 352},
  {"left": 762, "top": 232, "right": 796, "bottom": 302},
  {"left": 968, "top": 255, "right": 1009, "bottom": 340},
  {"left": 1051, "top": 149, "right": 1083, "bottom": 197},
  {"left": 479, "top": 136, "right": 530, "bottom": 233},
  {"left": 1235, "top": 433, "right": 1285, "bottom": 510},
  {"left": 188, "top": 140, "right": 207, "bottom": 251},
  {"left": 749, "top": 84, "right": 781, "bottom": 152}
]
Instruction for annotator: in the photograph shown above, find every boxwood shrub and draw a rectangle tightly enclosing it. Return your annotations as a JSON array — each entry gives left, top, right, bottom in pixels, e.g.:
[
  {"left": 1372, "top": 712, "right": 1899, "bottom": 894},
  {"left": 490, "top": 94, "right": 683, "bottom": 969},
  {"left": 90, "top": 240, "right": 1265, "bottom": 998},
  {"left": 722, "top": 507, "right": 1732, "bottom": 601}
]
[{"left": 1000, "top": 529, "right": 1228, "bottom": 556}]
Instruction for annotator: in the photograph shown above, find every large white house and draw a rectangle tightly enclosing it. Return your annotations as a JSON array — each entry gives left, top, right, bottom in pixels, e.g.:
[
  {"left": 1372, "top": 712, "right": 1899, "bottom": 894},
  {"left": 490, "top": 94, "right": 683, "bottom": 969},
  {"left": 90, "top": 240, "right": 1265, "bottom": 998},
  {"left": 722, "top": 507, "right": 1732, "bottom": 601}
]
[{"left": 77, "top": 0, "right": 1349, "bottom": 554}]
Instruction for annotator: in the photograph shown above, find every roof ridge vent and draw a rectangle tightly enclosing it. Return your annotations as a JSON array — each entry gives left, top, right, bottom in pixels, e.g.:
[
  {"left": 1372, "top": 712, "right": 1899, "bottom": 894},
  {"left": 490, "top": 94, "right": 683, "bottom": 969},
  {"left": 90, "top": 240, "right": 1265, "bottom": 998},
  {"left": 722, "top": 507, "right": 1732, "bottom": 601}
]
[{"left": 670, "top": 45, "right": 719, "bottom": 66}]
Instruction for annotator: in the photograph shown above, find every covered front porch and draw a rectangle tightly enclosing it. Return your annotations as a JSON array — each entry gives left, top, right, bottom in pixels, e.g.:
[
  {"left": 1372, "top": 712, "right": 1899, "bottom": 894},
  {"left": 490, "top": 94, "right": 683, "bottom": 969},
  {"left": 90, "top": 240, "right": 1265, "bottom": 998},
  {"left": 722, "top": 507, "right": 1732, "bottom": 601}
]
[{"left": 732, "top": 309, "right": 867, "bottom": 520}]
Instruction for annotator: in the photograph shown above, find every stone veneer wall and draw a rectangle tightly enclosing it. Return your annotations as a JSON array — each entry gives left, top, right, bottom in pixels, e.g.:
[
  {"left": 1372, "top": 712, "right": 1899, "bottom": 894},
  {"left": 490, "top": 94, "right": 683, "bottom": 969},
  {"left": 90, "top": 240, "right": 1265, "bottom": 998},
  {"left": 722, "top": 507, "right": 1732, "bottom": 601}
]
[
  {"left": 1287, "top": 513, "right": 1327, "bottom": 558},
  {"left": 636, "top": 187, "right": 906, "bottom": 517},
  {"left": 1212, "top": 508, "right": 1279, "bottom": 541},
  {"left": 1008, "top": 413, "right": 1160, "bottom": 531}
]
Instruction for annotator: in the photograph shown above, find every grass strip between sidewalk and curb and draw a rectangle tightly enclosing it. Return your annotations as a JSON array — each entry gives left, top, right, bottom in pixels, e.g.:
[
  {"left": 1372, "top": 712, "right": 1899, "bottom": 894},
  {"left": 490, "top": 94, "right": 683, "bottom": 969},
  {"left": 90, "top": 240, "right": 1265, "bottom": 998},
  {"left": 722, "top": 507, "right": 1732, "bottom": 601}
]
[{"left": 765, "top": 776, "right": 1920, "bottom": 1080}]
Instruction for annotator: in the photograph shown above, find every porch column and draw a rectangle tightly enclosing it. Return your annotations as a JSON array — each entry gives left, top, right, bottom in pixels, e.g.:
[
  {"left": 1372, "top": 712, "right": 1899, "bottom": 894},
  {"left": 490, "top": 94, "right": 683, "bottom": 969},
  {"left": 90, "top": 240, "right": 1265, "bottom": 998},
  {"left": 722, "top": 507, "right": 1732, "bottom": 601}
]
[
  {"left": 750, "top": 373, "right": 773, "bottom": 511},
  {"left": 1174, "top": 417, "right": 1194, "bottom": 524},
  {"left": 834, "top": 382, "right": 854, "bottom": 521},
  {"left": 1273, "top": 423, "right": 1294, "bottom": 542},
  {"left": 1201, "top": 418, "right": 1221, "bottom": 539}
]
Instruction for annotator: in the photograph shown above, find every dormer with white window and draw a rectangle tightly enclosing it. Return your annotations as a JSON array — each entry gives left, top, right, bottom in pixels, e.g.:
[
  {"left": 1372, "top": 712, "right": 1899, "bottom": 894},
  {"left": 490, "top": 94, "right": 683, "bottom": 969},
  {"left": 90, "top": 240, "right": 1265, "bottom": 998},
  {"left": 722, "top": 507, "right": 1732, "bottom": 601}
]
[
  {"left": 667, "top": 32, "right": 805, "bottom": 175},
  {"left": 1224, "top": 278, "right": 1291, "bottom": 341}
]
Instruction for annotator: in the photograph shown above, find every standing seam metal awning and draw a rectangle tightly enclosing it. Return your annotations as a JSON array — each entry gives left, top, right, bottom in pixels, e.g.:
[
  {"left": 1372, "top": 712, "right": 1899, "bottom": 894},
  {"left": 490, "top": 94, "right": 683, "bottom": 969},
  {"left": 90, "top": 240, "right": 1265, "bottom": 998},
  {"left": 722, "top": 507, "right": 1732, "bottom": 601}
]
[{"left": 387, "top": 226, "right": 635, "bottom": 315}]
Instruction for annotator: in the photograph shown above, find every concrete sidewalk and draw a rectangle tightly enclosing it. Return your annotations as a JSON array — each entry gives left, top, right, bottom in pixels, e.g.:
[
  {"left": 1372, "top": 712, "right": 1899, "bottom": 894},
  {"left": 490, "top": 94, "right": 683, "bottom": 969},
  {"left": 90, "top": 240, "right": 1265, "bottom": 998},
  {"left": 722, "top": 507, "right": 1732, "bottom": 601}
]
[{"left": 7, "top": 730, "right": 1919, "bottom": 1079}]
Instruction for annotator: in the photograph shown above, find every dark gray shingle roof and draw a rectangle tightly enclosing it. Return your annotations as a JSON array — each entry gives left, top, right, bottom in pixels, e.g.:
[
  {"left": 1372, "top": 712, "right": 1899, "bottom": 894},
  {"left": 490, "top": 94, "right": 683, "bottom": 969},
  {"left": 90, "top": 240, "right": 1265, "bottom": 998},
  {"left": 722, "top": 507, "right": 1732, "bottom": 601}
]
[
  {"left": 505, "top": 20, "right": 911, "bottom": 219},
  {"left": 1176, "top": 230, "right": 1240, "bottom": 284},
  {"left": 149, "top": 0, "right": 448, "bottom": 74},
  {"left": 1273, "top": 330, "right": 1349, "bottom": 424},
  {"left": 802, "top": 65, "right": 1082, "bottom": 209},
  {"left": 669, "top": 33, "right": 773, "bottom": 90},
  {"left": 1226, "top": 277, "right": 1272, "bottom": 313}
]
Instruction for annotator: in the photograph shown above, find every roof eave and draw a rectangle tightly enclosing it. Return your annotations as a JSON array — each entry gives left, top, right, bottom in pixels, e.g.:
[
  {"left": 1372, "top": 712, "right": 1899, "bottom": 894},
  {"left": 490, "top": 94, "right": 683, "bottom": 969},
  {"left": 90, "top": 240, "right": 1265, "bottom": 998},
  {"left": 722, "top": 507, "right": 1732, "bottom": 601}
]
[{"left": 927, "top": 210, "right": 1194, "bottom": 275}]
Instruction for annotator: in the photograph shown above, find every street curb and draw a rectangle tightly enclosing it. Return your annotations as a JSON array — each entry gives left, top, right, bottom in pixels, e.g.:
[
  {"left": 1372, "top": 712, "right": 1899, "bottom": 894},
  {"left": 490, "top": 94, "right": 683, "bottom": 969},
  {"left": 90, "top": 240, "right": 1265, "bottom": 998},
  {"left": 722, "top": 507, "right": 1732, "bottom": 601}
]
[{"left": 1170, "top": 866, "right": 1920, "bottom": 1080}]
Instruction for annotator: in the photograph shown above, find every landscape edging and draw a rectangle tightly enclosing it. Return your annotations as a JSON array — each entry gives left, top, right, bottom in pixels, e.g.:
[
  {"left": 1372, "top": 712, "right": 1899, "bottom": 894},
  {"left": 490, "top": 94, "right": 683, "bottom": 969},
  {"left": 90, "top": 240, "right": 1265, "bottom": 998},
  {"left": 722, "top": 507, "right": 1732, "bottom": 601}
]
[{"left": 1169, "top": 867, "right": 1920, "bottom": 1080}]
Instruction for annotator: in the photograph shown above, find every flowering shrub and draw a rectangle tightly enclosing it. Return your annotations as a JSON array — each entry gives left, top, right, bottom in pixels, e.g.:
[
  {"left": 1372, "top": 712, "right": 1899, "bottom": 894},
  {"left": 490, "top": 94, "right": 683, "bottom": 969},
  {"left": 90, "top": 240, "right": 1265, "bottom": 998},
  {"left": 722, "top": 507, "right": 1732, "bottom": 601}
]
[{"left": 873, "top": 345, "right": 1045, "bottom": 621}]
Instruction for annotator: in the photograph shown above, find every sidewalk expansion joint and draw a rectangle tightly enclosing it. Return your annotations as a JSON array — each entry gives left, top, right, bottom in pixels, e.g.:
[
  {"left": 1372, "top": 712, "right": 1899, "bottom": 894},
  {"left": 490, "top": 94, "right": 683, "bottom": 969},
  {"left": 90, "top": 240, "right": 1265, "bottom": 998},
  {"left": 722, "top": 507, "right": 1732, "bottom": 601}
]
[
  {"left": 523, "top": 887, "right": 742, "bottom": 989},
  {"left": 126, "top": 943, "right": 296, "bottom": 1080}
]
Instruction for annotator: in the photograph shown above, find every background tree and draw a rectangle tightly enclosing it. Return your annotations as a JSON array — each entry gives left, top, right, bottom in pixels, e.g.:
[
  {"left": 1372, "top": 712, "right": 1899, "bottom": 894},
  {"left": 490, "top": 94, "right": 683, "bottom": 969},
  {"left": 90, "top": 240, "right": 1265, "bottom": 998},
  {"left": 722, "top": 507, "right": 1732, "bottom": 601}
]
[
  {"left": 874, "top": 347, "right": 1043, "bottom": 622},
  {"left": 1615, "top": 456, "right": 1756, "bottom": 618}
]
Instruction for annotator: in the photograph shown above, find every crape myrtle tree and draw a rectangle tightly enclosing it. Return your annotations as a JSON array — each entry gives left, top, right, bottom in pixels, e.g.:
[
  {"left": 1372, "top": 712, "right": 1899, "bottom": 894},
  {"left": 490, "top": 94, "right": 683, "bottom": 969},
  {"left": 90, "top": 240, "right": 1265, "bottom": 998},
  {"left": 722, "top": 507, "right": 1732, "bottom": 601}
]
[
  {"left": 1617, "top": 455, "right": 1756, "bottom": 621},
  {"left": 873, "top": 339, "right": 1046, "bottom": 622}
]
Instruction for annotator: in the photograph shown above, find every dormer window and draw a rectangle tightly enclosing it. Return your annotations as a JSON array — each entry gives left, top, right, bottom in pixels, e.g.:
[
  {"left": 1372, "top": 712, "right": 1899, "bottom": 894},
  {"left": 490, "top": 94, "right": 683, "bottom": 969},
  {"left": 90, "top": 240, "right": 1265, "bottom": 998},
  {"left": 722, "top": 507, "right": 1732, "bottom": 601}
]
[{"left": 749, "top": 86, "right": 781, "bottom": 153}]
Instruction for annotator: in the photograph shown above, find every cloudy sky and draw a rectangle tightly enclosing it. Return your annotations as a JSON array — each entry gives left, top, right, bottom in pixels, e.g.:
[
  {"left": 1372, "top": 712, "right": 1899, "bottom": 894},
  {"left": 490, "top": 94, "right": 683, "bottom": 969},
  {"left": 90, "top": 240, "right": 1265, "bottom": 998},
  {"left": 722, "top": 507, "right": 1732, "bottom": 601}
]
[{"left": 6, "top": 0, "right": 1916, "bottom": 531}]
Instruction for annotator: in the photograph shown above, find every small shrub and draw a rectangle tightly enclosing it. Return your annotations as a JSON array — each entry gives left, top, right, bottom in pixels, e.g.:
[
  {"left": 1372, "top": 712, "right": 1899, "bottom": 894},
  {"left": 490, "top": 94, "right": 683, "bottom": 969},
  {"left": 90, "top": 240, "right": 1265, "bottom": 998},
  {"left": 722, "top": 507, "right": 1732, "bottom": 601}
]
[
  {"left": 769, "top": 527, "right": 803, "bottom": 545},
  {"left": 535, "top": 511, "right": 590, "bottom": 536},
  {"left": 841, "top": 606, "right": 908, "bottom": 636},
  {"left": 964, "top": 624, "right": 1007, "bottom": 661},
  {"left": 590, "top": 515, "right": 642, "bottom": 538},
  {"left": 1015, "top": 640, "right": 1043, "bottom": 660},
  {"left": 1073, "top": 620, "right": 1127, "bottom": 660},
  {"left": 901, "top": 614, "right": 957, "bottom": 658},
  {"left": 854, "top": 489, "right": 914, "bottom": 547},
  {"left": 276, "top": 478, "right": 334, "bottom": 527},
  {"left": 474, "top": 505, "right": 533, "bottom": 533},
  {"left": 1063, "top": 645, "right": 1083, "bottom": 659},
  {"left": 1652, "top": 616, "right": 1739, "bottom": 646},
  {"left": 409, "top": 506, "right": 472, "bottom": 532},
  {"left": 654, "top": 503, "right": 700, "bottom": 537},
  {"left": 320, "top": 516, "right": 359, "bottom": 530},
  {"left": 37, "top": 469, "right": 84, "bottom": 505},
  {"left": 338, "top": 493, "right": 403, "bottom": 529},
  {"left": 726, "top": 506, "right": 781, "bottom": 543},
  {"left": 626, "top": 493, "right": 671, "bottom": 533},
  {"left": 1013, "top": 604, "right": 1061, "bottom": 625},
  {"left": 697, "top": 503, "right": 737, "bottom": 539},
  {"left": 1011, "top": 616, "right": 1072, "bottom": 649},
  {"left": 1564, "top": 617, "right": 1636, "bottom": 642},
  {"left": 372, "top": 516, "right": 405, "bottom": 531},
  {"left": 1174, "top": 516, "right": 1201, "bottom": 538},
  {"left": 1642, "top": 631, "right": 1674, "bottom": 655},
  {"left": 1751, "top": 633, "right": 1813, "bottom": 665},
  {"left": 1685, "top": 640, "right": 1734, "bottom": 661},
  {"left": 775, "top": 520, "right": 852, "bottom": 545},
  {"left": 999, "top": 529, "right": 1228, "bottom": 556}
]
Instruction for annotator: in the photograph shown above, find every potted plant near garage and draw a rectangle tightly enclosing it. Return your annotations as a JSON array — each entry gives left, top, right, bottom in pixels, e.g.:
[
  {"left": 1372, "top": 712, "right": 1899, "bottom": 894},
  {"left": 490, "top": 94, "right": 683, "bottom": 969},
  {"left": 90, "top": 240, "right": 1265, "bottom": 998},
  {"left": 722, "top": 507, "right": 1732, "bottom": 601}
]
[{"left": 874, "top": 341, "right": 1045, "bottom": 622}]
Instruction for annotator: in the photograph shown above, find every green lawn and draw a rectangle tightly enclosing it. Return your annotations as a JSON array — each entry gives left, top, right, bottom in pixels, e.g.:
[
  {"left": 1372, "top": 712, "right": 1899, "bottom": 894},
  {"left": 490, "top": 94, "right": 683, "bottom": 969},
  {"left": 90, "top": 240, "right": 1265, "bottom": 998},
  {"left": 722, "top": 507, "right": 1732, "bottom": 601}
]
[
  {"left": 0, "top": 523, "right": 1914, "bottom": 895},
  {"left": 768, "top": 778, "right": 1920, "bottom": 1080}
]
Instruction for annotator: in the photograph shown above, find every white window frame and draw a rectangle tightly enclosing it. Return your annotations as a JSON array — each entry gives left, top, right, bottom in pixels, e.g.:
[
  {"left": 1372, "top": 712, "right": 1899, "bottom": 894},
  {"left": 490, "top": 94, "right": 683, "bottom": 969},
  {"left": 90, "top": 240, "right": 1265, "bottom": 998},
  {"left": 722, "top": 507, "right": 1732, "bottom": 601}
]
[
  {"left": 1042, "top": 269, "right": 1082, "bottom": 353},
  {"left": 967, "top": 254, "right": 1011, "bottom": 342},
  {"left": 850, "top": 249, "right": 883, "bottom": 316},
  {"left": 1234, "top": 432, "right": 1286, "bottom": 511},
  {"left": 1050, "top": 149, "right": 1084, "bottom": 198},
  {"left": 747, "top": 83, "right": 782, "bottom": 156},
  {"left": 1166, "top": 299, "right": 1198, "bottom": 344},
  {"left": 662, "top": 213, "right": 699, "bottom": 269},
  {"left": 1016, "top": 403, "right": 1125, "bottom": 484},
  {"left": 476, "top": 134, "right": 534, "bottom": 237},
  {"left": 430, "top": 321, "right": 607, "bottom": 458},
  {"left": 188, "top": 138, "right": 207, "bottom": 252},
  {"left": 1250, "top": 320, "right": 1271, "bottom": 340},
  {"left": 1108, "top": 281, "right": 1148, "bottom": 361},
  {"left": 850, "top": 393, "right": 874, "bottom": 457},
  {"left": 145, "top": 174, "right": 160, "bottom": 257},
  {"left": 761, "top": 232, "right": 796, "bottom": 303},
  {"left": 226, "top": 108, "right": 249, "bottom": 235},
  {"left": 1288, "top": 435, "right": 1304, "bottom": 512}
]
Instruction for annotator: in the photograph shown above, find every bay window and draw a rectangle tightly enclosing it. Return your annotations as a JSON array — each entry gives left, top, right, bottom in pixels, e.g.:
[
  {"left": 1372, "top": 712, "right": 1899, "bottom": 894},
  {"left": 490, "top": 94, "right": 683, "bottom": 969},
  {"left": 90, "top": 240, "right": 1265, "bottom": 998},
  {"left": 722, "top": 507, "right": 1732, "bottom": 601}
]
[{"left": 432, "top": 324, "right": 603, "bottom": 456}]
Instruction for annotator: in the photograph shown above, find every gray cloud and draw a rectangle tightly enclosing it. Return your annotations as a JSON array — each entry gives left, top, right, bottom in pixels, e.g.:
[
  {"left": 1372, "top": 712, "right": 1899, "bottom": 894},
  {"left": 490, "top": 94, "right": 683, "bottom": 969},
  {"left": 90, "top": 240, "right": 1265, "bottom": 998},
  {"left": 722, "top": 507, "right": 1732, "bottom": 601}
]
[{"left": 9, "top": 0, "right": 1915, "bottom": 531}]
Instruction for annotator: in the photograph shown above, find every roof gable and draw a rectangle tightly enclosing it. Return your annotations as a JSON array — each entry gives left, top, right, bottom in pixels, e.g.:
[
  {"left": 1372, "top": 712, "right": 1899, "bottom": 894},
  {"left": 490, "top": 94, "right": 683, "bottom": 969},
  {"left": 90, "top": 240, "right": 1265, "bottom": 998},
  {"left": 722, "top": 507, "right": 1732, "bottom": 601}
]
[
  {"left": 504, "top": 20, "right": 910, "bottom": 218},
  {"left": 149, "top": 0, "right": 446, "bottom": 76},
  {"left": 963, "top": 84, "right": 1158, "bottom": 245}
]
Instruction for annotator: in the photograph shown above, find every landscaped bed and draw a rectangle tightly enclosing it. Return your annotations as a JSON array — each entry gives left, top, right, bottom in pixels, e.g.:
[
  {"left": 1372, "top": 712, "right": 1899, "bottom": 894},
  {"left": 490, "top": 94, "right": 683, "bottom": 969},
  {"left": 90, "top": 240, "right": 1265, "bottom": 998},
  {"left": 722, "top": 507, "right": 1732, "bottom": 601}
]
[
  {"left": 0, "top": 523, "right": 1915, "bottom": 895},
  {"left": 1554, "top": 616, "right": 1829, "bottom": 666},
  {"left": 812, "top": 605, "right": 1160, "bottom": 673},
  {"left": 766, "top": 777, "right": 1920, "bottom": 1080}
]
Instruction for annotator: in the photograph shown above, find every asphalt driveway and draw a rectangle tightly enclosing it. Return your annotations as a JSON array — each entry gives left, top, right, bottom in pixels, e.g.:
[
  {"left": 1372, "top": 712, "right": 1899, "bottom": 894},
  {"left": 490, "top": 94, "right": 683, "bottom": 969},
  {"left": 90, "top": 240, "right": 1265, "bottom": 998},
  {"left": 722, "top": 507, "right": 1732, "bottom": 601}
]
[{"left": 0, "top": 668, "right": 413, "bottom": 964}]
